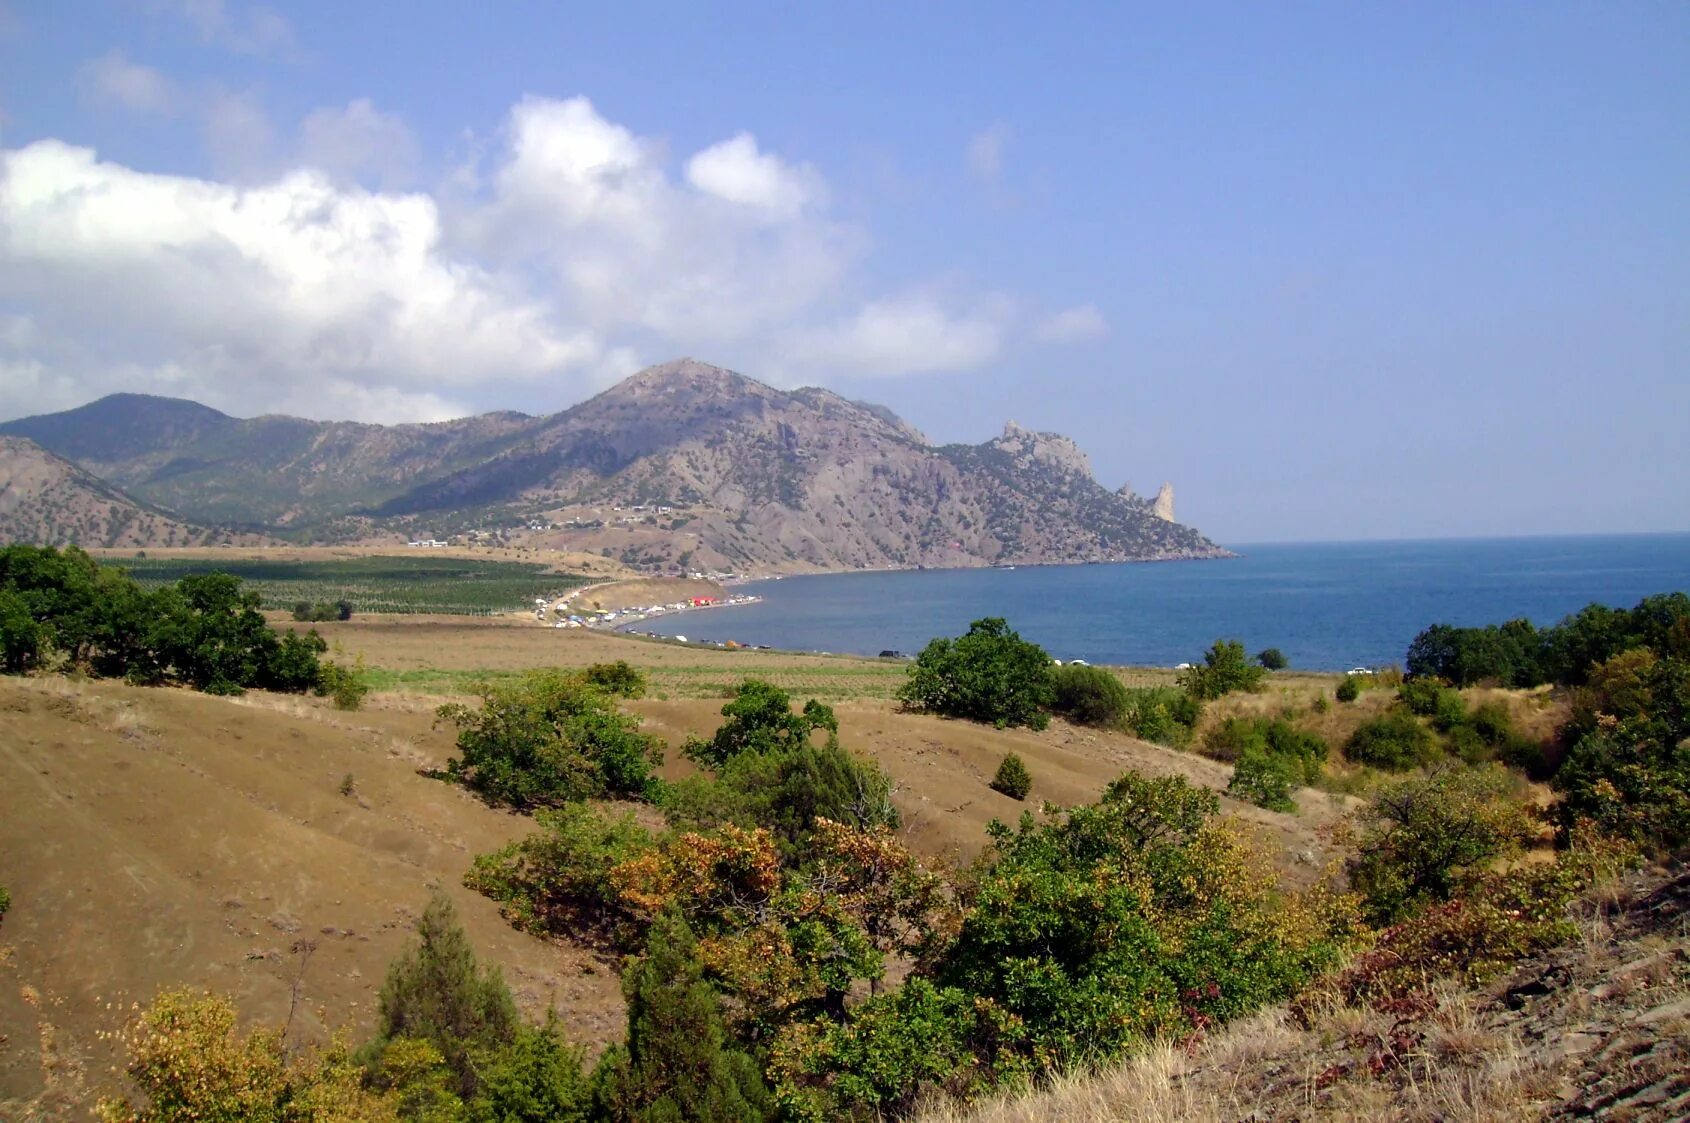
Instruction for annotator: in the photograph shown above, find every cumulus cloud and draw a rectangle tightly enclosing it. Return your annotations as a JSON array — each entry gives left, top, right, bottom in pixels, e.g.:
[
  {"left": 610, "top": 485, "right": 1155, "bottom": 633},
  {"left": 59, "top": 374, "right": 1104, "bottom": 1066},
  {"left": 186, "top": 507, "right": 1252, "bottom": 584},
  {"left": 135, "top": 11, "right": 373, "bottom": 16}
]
[
  {"left": 685, "top": 132, "right": 822, "bottom": 218},
  {"left": 298, "top": 98, "right": 418, "bottom": 187},
  {"left": 77, "top": 51, "right": 181, "bottom": 115},
  {"left": 0, "top": 94, "right": 1096, "bottom": 422},
  {"left": 0, "top": 140, "right": 607, "bottom": 420},
  {"left": 796, "top": 295, "right": 1009, "bottom": 378},
  {"left": 1035, "top": 303, "right": 1109, "bottom": 343},
  {"left": 967, "top": 123, "right": 1010, "bottom": 183}
]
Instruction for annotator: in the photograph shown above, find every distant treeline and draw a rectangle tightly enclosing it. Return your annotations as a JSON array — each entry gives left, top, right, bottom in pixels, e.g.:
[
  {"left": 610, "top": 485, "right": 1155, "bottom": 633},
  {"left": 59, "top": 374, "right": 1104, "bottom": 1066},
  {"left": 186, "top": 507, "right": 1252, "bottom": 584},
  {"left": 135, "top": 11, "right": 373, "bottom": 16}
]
[
  {"left": 0, "top": 545, "right": 327, "bottom": 695},
  {"left": 1406, "top": 592, "right": 1690, "bottom": 687}
]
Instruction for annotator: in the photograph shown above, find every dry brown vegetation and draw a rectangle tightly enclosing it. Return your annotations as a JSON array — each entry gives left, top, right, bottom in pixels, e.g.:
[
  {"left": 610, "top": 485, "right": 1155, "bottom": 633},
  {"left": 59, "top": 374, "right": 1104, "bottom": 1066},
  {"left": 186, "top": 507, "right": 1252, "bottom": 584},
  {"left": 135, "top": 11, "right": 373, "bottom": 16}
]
[{"left": 0, "top": 615, "right": 1358, "bottom": 1116}]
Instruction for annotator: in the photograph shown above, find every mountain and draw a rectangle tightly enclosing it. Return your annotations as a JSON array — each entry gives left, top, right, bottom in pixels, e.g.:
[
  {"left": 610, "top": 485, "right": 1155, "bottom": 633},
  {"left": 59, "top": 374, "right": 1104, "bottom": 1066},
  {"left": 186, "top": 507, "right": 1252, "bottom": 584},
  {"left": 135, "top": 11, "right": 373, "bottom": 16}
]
[
  {"left": 0, "top": 360, "right": 1231, "bottom": 571},
  {"left": 0, "top": 436, "right": 270, "bottom": 549}
]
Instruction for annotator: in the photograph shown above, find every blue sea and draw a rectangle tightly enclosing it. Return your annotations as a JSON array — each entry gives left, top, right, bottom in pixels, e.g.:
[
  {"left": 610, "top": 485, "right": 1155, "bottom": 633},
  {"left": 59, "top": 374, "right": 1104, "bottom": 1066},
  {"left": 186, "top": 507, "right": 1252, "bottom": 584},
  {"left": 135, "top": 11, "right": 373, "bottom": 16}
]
[{"left": 634, "top": 535, "right": 1690, "bottom": 671}]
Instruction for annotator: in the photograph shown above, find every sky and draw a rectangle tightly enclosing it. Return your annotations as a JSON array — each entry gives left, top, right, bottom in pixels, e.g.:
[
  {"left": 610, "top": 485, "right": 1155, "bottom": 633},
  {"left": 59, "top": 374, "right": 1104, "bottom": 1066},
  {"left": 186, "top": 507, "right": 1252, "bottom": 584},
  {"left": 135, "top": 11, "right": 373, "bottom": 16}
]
[{"left": 0, "top": 2, "right": 1685, "bottom": 543}]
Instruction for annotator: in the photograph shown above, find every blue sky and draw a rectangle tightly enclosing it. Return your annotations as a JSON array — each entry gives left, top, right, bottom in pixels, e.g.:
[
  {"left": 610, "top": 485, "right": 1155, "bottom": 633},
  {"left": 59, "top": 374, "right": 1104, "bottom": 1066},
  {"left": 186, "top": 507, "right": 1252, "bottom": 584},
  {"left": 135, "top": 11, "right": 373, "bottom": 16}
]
[{"left": 1, "top": 2, "right": 1685, "bottom": 542}]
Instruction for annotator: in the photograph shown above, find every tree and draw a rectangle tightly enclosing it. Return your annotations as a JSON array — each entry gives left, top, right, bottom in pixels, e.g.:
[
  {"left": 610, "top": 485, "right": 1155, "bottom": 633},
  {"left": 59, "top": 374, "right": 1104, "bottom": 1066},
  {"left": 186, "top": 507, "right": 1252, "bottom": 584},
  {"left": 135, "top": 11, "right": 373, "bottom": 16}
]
[
  {"left": 1050, "top": 663, "right": 1130, "bottom": 727},
  {"left": 1344, "top": 709, "right": 1436, "bottom": 770},
  {"left": 898, "top": 618, "right": 1054, "bottom": 730},
  {"left": 592, "top": 912, "right": 773, "bottom": 1122},
  {"left": 1177, "top": 639, "right": 1267, "bottom": 700},
  {"left": 373, "top": 892, "right": 519, "bottom": 1098},
  {"left": 683, "top": 679, "right": 838, "bottom": 769},
  {"left": 1255, "top": 647, "right": 1289, "bottom": 670},
  {"left": 989, "top": 753, "right": 1032, "bottom": 800}
]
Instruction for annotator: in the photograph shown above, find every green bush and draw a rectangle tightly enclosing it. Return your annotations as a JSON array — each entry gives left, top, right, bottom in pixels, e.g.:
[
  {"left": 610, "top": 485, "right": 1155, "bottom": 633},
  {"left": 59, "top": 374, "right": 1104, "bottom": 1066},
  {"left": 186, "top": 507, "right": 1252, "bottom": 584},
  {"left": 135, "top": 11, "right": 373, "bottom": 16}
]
[
  {"left": 583, "top": 660, "right": 647, "bottom": 698},
  {"left": 1256, "top": 647, "right": 1288, "bottom": 670},
  {"left": 989, "top": 753, "right": 1032, "bottom": 800},
  {"left": 1118, "top": 686, "right": 1202, "bottom": 746},
  {"left": 315, "top": 657, "right": 369, "bottom": 711},
  {"left": 0, "top": 883, "right": 9, "bottom": 924},
  {"left": 1177, "top": 639, "right": 1267, "bottom": 700},
  {"left": 1335, "top": 676, "right": 1361, "bottom": 703},
  {"left": 1228, "top": 751, "right": 1299, "bottom": 812},
  {"left": 1344, "top": 709, "right": 1437, "bottom": 770},
  {"left": 1398, "top": 677, "right": 1448, "bottom": 716},
  {"left": 898, "top": 618, "right": 1054, "bottom": 730},
  {"left": 682, "top": 679, "right": 838, "bottom": 769},
  {"left": 1050, "top": 663, "right": 1130, "bottom": 727},
  {"left": 1346, "top": 766, "right": 1536, "bottom": 925},
  {"left": 437, "top": 671, "right": 664, "bottom": 807},
  {"left": 465, "top": 804, "right": 655, "bottom": 949},
  {"left": 1468, "top": 700, "right": 1515, "bottom": 746}
]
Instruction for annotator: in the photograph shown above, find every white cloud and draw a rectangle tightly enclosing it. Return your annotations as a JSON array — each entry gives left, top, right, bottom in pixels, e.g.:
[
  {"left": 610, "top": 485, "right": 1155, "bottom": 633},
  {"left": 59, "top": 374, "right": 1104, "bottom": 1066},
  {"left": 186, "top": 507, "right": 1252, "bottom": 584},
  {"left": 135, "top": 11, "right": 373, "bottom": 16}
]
[
  {"left": 152, "top": 0, "right": 296, "bottom": 57},
  {"left": 967, "top": 123, "right": 1010, "bottom": 182},
  {"left": 797, "top": 295, "right": 1008, "bottom": 378},
  {"left": 1035, "top": 303, "right": 1108, "bottom": 343},
  {"left": 298, "top": 98, "right": 418, "bottom": 187},
  {"left": 0, "top": 140, "right": 607, "bottom": 421},
  {"left": 685, "top": 132, "right": 822, "bottom": 218},
  {"left": 77, "top": 51, "right": 181, "bottom": 115}
]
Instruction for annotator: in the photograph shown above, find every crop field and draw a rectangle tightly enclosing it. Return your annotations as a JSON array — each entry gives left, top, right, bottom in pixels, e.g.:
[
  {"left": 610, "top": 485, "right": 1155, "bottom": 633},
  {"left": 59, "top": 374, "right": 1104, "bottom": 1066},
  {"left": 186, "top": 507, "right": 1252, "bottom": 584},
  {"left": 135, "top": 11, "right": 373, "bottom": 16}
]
[{"left": 110, "top": 554, "right": 589, "bottom": 616}]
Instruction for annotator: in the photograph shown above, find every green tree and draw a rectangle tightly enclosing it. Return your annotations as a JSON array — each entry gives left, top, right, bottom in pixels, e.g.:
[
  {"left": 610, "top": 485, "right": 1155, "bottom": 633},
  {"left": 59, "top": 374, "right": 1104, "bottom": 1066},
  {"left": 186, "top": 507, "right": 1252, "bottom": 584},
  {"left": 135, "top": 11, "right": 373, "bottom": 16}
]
[
  {"left": 683, "top": 679, "right": 838, "bottom": 769},
  {"left": 1344, "top": 709, "right": 1437, "bottom": 770},
  {"left": 988, "top": 753, "right": 1032, "bottom": 800},
  {"left": 1255, "top": 647, "right": 1288, "bottom": 670},
  {"left": 372, "top": 893, "right": 519, "bottom": 1099},
  {"left": 1177, "top": 639, "right": 1267, "bottom": 700},
  {"left": 898, "top": 618, "right": 1054, "bottom": 730},
  {"left": 592, "top": 912, "right": 773, "bottom": 1122},
  {"left": 1050, "top": 663, "right": 1130, "bottom": 727}
]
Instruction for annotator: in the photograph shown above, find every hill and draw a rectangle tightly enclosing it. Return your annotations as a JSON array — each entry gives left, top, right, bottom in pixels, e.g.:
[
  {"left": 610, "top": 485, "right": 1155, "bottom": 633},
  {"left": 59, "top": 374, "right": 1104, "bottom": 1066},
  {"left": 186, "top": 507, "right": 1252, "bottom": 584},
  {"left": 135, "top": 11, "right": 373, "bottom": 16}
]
[
  {"left": 1, "top": 360, "right": 1231, "bottom": 570},
  {"left": 0, "top": 436, "right": 270, "bottom": 549}
]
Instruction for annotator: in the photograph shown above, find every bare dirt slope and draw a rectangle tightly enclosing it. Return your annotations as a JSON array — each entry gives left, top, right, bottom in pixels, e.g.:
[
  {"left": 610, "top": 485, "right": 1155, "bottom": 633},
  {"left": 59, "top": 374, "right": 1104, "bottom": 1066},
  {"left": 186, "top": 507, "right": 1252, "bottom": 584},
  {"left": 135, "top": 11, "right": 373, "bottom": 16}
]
[{"left": 0, "top": 676, "right": 628, "bottom": 1117}]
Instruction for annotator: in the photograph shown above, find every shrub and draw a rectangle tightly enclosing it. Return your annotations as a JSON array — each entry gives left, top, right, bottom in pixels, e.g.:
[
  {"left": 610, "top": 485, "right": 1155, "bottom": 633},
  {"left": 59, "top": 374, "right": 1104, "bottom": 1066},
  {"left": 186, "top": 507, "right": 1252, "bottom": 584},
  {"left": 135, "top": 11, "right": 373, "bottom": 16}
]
[
  {"left": 591, "top": 912, "right": 774, "bottom": 1122},
  {"left": 1468, "top": 699, "right": 1515, "bottom": 745},
  {"left": 1256, "top": 647, "right": 1288, "bottom": 670},
  {"left": 683, "top": 679, "right": 838, "bottom": 769},
  {"left": 898, "top": 617, "right": 1054, "bottom": 730},
  {"left": 989, "top": 753, "right": 1032, "bottom": 800},
  {"left": 316, "top": 657, "right": 370, "bottom": 711},
  {"left": 1050, "top": 663, "right": 1130, "bottom": 727},
  {"left": 1335, "top": 676, "right": 1361, "bottom": 703},
  {"left": 1397, "top": 677, "right": 1448, "bottom": 717},
  {"left": 372, "top": 892, "right": 520, "bottom": 1098},
  {"left": 582, "top": 660, "right": 647, "bottom": 698},
  {"left": 1119, "top": 686, "right": 1201, "bottom": 746},
  {"left": 466, "top": 804, "right": 655, "bottom": 949},
  {"left": 437, "top": 671, "right": 664, "bottom": 807},
  {"left": 1346, "top": 766, "right": 1536, "bottom": 925},
  {"left": 1228, "top": 751, "right": 1299, "bottom": 812},
  {"left": 0, "top": 883, "right": 9, "bottom": 924},
  {"left": 1344, "top": 709, "right": 1437, "bottom": 770},
  {"left": 1178, "top": 639, "right": 1267, "bottom": 700}
]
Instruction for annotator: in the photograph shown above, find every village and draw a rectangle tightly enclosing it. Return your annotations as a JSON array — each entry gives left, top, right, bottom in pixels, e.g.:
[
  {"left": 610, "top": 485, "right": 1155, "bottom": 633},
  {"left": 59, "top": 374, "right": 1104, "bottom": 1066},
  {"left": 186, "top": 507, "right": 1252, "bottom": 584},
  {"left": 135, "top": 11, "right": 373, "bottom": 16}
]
[{"left": 533, "top": 581, "right": 763, "bottom": 642}]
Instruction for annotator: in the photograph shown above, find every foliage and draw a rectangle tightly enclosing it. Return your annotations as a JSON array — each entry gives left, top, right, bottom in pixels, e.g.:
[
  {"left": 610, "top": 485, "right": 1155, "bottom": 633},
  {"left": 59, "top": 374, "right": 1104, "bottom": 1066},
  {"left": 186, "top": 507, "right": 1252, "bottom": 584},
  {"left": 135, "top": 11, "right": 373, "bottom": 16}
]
[
  {"left": 1177, "top": 639, "right": 1267, "bottom": 700},
  {"left": 1205, "top": 717, "right": 1326, "bottom": 810},
  {"left": 581, "top": 660, "right": 647, "bottom": 698},
  {"left": 591, "top": 911, "right": 774, "bottom": 1123},
  {"left": 97, "top": 989, "right": 397, "bottom": 1123},
  {"left": 989, "top": 753, "right": 1032, "bottom": 800},
  {"left": 898, "top": 617, "right": 1055, "bottom": 730},
  {"left": 1335, "top": 675, "right": 1361, "bottom": 703},
  {"left": 1117, "top": 686, "right": 1203, "bottom": 746},
  {"left": 929, "top": 772, "right": 1359, "bottom": 1078},
  {"left": 1345, "top": 766, "right": 1536, "bottom": 925},
  {"left": 1309, "top": 826, "right": 1640, "bottom": 1015},
  {"left": 1256, "top": 647, "right": 1288, "bottom": 670},
  {"left": 0, "top": 883, "right": 9, "bottom": 923},
  {"left": 469, "top": 1017, "right": 592, "bottom": 1123},
  {"left": 437, "top": 670, "right": 664, "bottom": 807},
  {"left": 1343, "top": 709, "right": 1437, "bottom": 770},
  {"left": 682, "top": 678, "right": 838, "bottom": 769},
  {"left": 316, "top": 656, "right": 370, "bottom": 711},
  {"left": 465, "top": 804, "right": 656, "bottom": 950},
  {"left": 114, "top": 554, "right": 587, "bottom": 617},
  {"left": 768, "top": 977, "right": 1030, "bottom": 1122},
  {"left": 1228, "top": 752, "right": 1299, "bottom": 812},
  {"left": 1397, "top": 677, "right": 1449, "bottom": 716},
  {"left": 0, "top": 545, "right": 325, "bottom": 695},
  {"left": 371, "top": 892, "right": 520, "bottom": 1099},
  {"left": 664, "top": 737, "right": 898, "bottom": 861},
  {"left": 1049, "top": 663, "right": 1130, "bottom": 727},
  {"left": 292, "top": 600, "right": 353, "bottom": 622}
]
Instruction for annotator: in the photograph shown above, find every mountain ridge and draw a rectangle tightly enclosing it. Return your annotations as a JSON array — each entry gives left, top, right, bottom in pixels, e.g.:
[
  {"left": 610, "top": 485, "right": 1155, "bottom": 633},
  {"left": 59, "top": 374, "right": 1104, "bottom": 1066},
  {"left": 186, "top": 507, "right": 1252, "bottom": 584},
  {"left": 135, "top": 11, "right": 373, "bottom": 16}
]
[{"left": 0, "top": 360, "right": 1232, "bottom": 572}]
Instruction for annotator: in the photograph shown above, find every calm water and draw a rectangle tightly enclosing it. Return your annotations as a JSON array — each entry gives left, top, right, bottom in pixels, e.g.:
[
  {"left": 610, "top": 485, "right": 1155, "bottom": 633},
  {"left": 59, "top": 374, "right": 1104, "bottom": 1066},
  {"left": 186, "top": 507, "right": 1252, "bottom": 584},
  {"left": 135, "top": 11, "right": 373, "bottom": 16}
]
[{"left": 636, "top": 535, "right": 1690, "bottom": 671}]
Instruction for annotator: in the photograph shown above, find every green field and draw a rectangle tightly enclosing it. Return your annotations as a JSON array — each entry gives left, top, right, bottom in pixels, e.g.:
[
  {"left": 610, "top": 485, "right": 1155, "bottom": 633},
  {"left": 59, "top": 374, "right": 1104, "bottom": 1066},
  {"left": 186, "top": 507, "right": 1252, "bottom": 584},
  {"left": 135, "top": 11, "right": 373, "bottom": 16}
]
[{"left": 112, "top": 555, "right": 589, "bottom": 616}]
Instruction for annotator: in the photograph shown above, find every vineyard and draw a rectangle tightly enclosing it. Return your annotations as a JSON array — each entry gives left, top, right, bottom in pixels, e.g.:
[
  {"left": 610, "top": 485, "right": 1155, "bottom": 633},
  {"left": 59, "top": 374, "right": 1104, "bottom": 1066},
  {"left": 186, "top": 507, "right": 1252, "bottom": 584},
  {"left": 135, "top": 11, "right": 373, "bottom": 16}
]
[{"left": 111, "top": 555, "right": 588, "bottom": 616}]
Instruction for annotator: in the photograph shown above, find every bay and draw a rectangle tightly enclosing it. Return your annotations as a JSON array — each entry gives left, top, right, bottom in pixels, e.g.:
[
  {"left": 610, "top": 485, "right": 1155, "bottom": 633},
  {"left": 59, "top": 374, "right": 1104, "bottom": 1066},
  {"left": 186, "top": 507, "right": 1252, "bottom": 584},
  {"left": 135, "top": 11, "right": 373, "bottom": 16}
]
[{"left": 633, "top": 534, "right": 1690, "bottom": 671}]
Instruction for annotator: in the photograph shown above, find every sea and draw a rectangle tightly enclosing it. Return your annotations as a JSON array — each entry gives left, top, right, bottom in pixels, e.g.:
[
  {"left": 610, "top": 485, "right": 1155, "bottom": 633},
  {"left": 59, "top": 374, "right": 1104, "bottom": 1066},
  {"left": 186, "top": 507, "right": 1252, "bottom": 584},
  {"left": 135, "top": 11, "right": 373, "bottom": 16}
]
[{"left": 632, "top": 535, "right": 1690, "bottom": 671}]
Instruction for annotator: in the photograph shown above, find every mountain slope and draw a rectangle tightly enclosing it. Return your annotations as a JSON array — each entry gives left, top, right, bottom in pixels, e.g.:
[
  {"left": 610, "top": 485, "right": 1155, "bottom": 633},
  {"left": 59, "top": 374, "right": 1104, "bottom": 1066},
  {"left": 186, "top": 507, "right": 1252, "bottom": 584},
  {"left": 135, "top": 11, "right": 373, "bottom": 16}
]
[
  {"left": 1, "top": 360, "right": 1231, "bottom": 570},
  {"left": 0, "top": 436, "right": 268, "bottom": 548}
]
